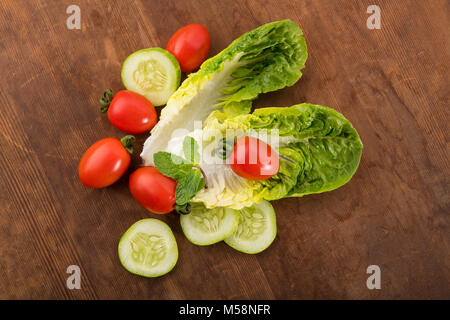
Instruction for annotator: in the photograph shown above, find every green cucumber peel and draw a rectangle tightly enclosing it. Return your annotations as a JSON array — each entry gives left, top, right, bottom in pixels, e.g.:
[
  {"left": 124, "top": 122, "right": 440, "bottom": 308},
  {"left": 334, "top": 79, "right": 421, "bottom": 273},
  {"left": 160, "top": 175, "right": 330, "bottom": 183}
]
[
  {"left": 224, "top": 200, "right": 277, "bottom": 254},
  {"left": 118, "top": 219, "right": 178, "bottom": 278},
  {"left": 121, "top": 47, "right": 181, "bottom": 106},
  {"left": 180, "top": 204, "right": 239, "bottom": 246}
]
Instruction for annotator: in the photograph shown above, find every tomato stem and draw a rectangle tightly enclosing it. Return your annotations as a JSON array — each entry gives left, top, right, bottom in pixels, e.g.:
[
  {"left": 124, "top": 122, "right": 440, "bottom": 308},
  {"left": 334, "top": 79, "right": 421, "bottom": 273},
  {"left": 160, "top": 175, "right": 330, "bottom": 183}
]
[
  {"left": 100, "top": 89, "right": 114, "bottom": 113},
  {"left": 216, "top": 138, "right": 234, "bottom": 160},
  {"left": 175, "top": 203, "right": 191, "bottom": 215},
  {"left": 120, "top": 135, "right": 135, "bottom": 154}
]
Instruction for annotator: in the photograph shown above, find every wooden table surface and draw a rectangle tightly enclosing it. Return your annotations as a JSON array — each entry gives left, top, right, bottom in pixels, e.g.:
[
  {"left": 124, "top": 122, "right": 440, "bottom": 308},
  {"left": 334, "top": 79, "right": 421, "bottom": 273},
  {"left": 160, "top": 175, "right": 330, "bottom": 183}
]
[{"left": 0, "top": 0, "right": 448, "bottom": 300}]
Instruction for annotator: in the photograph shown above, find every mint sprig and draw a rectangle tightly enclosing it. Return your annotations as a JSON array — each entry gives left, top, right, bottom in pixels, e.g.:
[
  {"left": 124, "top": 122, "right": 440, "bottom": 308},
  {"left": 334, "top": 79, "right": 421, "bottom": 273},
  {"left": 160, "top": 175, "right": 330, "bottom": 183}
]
[
  {"left": 153, "top": 137, "right": 205, "bottom": 214},
  {"left": 153, "top": 152, "right": 192, "bottom": 180},
  {"left": 175, "top": 170, "right": 203, "bottom": 206}
]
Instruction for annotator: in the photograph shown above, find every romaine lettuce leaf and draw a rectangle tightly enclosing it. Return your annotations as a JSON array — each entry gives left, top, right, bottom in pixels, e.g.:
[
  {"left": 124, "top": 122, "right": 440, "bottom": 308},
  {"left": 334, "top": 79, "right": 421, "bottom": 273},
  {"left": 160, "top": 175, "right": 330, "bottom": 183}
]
[
  {"left": 192, "top": 104, "right": 363, "bottom": 209},
  {"left": 249, "top": 104, "right": 363, "bottom": 197},
  {"left": 141, "top": 20, "right": 307, "bottom": 165}
]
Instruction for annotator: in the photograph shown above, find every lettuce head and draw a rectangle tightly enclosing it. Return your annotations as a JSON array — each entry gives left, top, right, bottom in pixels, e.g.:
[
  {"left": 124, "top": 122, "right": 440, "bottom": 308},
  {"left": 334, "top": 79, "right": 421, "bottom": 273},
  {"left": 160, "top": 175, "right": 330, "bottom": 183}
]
[
  {"left": 141, "top": 20, "right": 363, "bottom": 209},
  {"left": 141, "top": 19, "right": 308, "bottom": 165}
]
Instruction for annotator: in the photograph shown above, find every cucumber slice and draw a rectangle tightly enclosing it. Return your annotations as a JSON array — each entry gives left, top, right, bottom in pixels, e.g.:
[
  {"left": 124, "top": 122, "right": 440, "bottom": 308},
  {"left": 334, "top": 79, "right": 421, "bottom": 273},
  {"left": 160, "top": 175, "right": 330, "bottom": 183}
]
[
  {"left": 180, "top": 203, "right": 239, "bottom": 246},
  {"left": 118, "top": 219, "right": 178, "bottom": 277},
  {"left": 121, "top": 47, "right": 181, "bottom": 106},
  {"left": 224, "top": 200, "right": 276, "bottom": 254}
]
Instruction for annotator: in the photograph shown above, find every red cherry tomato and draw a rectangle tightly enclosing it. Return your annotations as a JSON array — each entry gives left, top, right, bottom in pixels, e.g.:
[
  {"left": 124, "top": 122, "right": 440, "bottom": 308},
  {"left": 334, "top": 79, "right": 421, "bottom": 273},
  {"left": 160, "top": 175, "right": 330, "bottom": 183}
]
[
  {"left": 230, "top": 137, "right": 280, "bottom": 180},
  {"left": 166, "top": 24, "right": 210, "bottom": 72},
  {"left": 101, "top": 90, "right": 157, "bottom": 134},
  {"left": 129, "top": 167, "right": 177, "bottom": 214},
  {"left": 78, "top": 137, "right": 131, "bottom": 188}
]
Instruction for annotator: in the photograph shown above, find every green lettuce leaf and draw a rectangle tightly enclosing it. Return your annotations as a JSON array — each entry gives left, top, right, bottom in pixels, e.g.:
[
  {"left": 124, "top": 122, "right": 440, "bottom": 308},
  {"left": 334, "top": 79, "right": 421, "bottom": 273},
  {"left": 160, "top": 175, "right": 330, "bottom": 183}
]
[
  {"left": 192, "top": 104, "right": 363, "bottom": 209},
  {"left": 141, "top": 20, "right": 307, "bottom": 165},
  {"left": 250, "top": 104, "right": 363, "bottom": 197}
]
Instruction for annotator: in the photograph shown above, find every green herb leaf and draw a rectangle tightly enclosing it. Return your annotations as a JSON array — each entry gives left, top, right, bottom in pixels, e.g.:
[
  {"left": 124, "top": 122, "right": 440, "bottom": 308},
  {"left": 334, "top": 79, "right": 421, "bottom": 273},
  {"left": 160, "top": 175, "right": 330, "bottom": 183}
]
[
  {"left": 154, "top": 152, "right": 193, "bottom": 180},
  {"left": 183, "top": 136, "right": 200, "bottom": 164},
  {"left": 154, "top": 151, "right": 206, "bottom": 210},
  {"left": 175, "top": 169, "right": 203, "bottom": 205},
  {"left": 197, "top": 177, "right": 206, "bottom": 192}
]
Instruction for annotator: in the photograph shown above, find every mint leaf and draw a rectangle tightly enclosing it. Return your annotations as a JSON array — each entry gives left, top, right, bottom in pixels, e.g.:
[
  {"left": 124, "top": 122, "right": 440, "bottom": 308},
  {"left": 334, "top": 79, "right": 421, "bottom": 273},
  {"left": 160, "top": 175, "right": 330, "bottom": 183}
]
[
  {"left": 175, "top": 169, "right": 203, "bottom": 205},
  {"left": 154, "top": 151, "right": 206, "bottom": 210},
  {"left": 197, "top": 177, "right": 206, "bottom": 192},
  {"left": 183, "top": 136, "right": 200, "bottom": 164},
  {"left": 154, "top": 152, "right": 192, "bottom": 180}
]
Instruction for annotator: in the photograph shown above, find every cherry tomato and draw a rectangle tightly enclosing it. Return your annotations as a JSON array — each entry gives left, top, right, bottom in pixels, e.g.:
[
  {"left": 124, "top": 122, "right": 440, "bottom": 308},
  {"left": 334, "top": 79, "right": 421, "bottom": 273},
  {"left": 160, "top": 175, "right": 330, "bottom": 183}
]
[
  {"left": 230, "top": 137, "right": 280, "bottom": 180},
  {"left": 166, "top": 24, "right": 210, "bottom": 72},
  {"left": 100, "top": 90, "right": 157, "bottom": 134},
  {"left": 78, "top": 137, "right": 132, "bottom": 188},
  {"left": 129, "top": 167, "right": 177, "bottom": 214}
]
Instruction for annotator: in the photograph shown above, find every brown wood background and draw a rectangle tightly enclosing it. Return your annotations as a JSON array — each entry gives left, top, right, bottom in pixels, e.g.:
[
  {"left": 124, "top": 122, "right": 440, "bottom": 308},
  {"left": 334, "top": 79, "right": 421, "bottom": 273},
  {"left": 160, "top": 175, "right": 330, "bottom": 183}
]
[{"left": 0, "top": 0, "right": 448, "bottom": 300}]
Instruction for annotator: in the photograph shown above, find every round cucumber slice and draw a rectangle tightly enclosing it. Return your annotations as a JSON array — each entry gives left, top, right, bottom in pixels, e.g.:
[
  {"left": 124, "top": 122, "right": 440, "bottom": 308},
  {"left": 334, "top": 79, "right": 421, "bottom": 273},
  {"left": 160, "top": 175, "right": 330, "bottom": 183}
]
[
  {"left": 118, "top": 219, "right": 178, "bottom": 277},
  {"left": 180, "top": 203, "right": 239, "bottom": 246},
  {"left": 121, "top": 47, "right": 181, "bottom": 106},
  {"left": 224, "top": 200, "right": 276, "bottom": 254}
]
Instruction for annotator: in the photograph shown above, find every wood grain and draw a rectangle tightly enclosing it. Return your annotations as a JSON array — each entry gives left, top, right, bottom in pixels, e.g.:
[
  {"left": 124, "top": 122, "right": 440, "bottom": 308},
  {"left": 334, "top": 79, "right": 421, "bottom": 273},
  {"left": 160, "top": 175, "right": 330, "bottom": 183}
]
[{"left": 0, "top": 0, "right": 448, "bottom": 299}]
